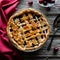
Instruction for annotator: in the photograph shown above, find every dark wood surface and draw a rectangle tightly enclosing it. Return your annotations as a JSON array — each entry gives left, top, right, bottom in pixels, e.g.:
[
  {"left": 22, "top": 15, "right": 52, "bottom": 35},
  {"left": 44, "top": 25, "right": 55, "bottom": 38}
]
[{"left": 16, "top": 0, "right": 60, "bottom": 60}]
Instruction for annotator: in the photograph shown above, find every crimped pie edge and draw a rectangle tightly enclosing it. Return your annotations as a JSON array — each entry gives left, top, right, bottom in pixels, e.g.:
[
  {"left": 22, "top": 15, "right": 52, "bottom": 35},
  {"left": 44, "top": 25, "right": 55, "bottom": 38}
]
[{"left": 7, "top": 8, "right": 51, "bottom": 52}]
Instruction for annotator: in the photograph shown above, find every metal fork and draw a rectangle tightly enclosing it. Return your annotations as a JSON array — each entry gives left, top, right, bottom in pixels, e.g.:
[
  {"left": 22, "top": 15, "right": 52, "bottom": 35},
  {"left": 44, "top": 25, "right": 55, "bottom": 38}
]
[{"left": 47, "top": 14, "right": 60, "bottom": 51}]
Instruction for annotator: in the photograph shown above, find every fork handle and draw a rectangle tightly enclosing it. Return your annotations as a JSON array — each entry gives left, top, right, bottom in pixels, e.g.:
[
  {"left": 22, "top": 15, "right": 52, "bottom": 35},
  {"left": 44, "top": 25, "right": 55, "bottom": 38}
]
[{"left": 47, "top": 28, "right": 57, "bottom": 51}]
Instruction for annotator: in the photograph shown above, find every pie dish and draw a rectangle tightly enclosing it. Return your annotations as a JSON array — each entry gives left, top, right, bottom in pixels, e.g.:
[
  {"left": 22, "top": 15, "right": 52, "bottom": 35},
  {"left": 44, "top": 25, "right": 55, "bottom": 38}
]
[
  {"left": 7, "top": 8, "right": 50, "bottom": 52},
  {"left": 37, "top": 0, "right": 57, "bottom": 7}
]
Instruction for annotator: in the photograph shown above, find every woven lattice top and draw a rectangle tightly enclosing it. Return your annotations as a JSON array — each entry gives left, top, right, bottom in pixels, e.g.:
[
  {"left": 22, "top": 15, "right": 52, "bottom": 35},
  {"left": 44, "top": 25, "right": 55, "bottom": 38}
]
[{"left": 7, "top": 8, "right": 50, "bottom": 51}]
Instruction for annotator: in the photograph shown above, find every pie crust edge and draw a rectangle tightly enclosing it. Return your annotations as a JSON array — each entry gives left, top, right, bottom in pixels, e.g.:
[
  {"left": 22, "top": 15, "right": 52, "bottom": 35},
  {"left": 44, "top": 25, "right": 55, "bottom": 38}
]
[{"left": 6, "top": 8, "right": 51, "bottom": 52}]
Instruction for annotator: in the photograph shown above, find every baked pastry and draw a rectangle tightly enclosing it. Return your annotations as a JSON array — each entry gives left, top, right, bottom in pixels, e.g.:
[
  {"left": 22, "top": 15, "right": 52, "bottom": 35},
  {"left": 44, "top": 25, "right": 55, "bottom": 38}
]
[{"left": 7, "top": 8, "right": 50, "bottom": 52}]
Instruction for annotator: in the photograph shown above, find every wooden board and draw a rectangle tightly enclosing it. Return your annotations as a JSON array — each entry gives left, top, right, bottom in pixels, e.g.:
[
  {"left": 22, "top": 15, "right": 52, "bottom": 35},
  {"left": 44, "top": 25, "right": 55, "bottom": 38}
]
[{"left": 15, "top": 0, "right": 60, "bottom": 60}]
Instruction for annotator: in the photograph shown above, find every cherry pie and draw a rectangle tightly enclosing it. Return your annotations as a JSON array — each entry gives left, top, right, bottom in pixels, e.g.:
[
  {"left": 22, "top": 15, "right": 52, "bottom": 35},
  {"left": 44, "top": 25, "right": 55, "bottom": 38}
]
[{"left": 7, "top": 8, "right": 50, "bottom": 52}]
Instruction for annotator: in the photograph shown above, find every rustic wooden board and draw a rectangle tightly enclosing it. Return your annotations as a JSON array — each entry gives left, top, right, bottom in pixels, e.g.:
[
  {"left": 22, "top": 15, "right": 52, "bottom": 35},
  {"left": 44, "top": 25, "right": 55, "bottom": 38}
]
[{"left": 15, "top": 0, "right": 60, "bottom": 60}]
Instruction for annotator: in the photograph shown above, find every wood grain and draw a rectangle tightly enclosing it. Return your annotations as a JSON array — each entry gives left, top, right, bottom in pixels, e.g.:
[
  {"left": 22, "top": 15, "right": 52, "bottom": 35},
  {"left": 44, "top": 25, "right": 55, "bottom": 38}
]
[{"left": 16, "top": 0, "right": 60, "bottom": 60}]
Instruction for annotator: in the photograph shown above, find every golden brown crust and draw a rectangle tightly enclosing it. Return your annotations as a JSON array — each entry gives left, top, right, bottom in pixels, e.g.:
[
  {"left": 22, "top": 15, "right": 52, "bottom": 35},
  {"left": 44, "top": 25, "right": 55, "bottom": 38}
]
[{"left": 7, "top": 8, "right": 51, "bottom": 52}]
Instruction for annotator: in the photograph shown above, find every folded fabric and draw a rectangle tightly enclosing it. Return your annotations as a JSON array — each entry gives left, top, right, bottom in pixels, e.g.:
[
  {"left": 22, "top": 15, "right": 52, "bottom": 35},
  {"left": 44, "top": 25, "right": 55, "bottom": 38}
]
[{"left": 0, "top": 0, "right": 24, "bottom": 60}]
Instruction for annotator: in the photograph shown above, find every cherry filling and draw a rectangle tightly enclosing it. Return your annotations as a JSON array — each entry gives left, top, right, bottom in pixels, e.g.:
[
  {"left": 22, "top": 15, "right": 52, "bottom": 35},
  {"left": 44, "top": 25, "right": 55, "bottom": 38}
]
[
  {"left": 29, "top": 38, "right": 33, "bottom": 40},
  {"left": 33, "top": 14, "right": 41, "bottom": 19},
  {"left": 39, "top": 32, "right": 42, "bottom": 34},
  {"left": 13, "top": 15, "right": 23, "bottom": 20},
  {"left": 41, "top": 26, "right": 43, "bottom": 28},
  {"left": 29, "top": 22, "right": 31, "bottom": 24},
  {"left": 32, "top": 43, "right": 35, "bottom": 47},
  {"left": 44, "top": 24, "right": 47, "bottom": 27},
  {"left": 38, "top": 18, "right": 40, "bottom": 21},
  {"left": 34, "top": 19, "right": 37, "bottom": 23},
  {"left": 36, "top": 15, "right": 41, "bottom": 18},
  {"left": 24, "top": 41, "right": 27, "bottom": 46},
  {"left": 46, "top": 29, "right": 48, "bottom": 33},
  {"left": 32, "top": 27, "right": 36, "bottom": 30},
  {"left": 25, "top": 13, "right": 28, "bottom": 16},
  {"left": 43, "top": 30, "right": 45, "bottom": 33},
  {"left": 10, "top": 29, "right": 13, "bottom": 32},
  {"left": 10, "top": 26, "right": 12, "bottom": 28},
  {"left": 26, "top": 36, "right": 30, "bottom": 38},
  {"left": 22, "top": 38, "right": 24, "bottom": 40},
  {"left": 35, "top": 37, "right": 40, "bottom": 44},
  {"left": 41, "top": 35, "right": 43, "bottom": 39},
  {"left": 41, "top": 18, "right": 43, "bottom": 21},
  {"left": 24, "top": 30, "right": 30, "bottom": 34},
  {"left": 27, "top": 17, "right": 30, "bottom": 21},
  {"left": 18, "top": 26, "right": 20, "bottom": 28},
  {"left": 44, "top": 35, "right": 46, "bottom": 38},
  {"left": 37, "top": 27, "right": 40, "bottom": 29},
  {"left": 35, "top": 37, "right": 38, "bottom": 40},
  {"left": 20, "top": 19, "right": 24, "bottom": 23},
  {"left": 33, "top": 15, "right": 36, "bottom": 19},
  {"left": 14, "top": 39, "right": 17, "bottom": 42}
]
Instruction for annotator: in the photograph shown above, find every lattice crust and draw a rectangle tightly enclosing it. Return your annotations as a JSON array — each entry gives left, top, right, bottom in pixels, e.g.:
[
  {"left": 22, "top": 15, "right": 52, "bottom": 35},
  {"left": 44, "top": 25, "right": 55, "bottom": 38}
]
[{"left": 7, "top": 8, "right": 50, "bottom": 51}]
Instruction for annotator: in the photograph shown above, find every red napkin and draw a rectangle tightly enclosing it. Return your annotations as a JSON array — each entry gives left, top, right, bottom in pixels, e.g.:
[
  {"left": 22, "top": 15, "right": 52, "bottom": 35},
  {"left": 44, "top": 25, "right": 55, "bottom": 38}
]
[{"left": 0, "top": 0, "right": 24, "bottom": 60}]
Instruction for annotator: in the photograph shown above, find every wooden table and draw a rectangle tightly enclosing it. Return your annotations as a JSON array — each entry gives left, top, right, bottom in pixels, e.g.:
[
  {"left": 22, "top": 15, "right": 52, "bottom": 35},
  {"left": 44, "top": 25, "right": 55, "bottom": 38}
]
[{"left": 16, "top": 0, "right": 60, "bottom": 60}]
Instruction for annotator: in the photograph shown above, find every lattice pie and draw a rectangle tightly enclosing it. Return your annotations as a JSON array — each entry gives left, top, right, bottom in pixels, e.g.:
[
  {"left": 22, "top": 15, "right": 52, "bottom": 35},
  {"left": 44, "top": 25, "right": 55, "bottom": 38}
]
[{"left": 7, "top": 8, "right": 50, "bottom": 52}]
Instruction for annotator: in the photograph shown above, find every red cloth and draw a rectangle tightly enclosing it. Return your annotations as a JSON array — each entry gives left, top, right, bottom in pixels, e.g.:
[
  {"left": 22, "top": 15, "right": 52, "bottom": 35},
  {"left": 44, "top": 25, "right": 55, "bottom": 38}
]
[{"left": 0, "top": 0, "right": 23, "bottom": 60}]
